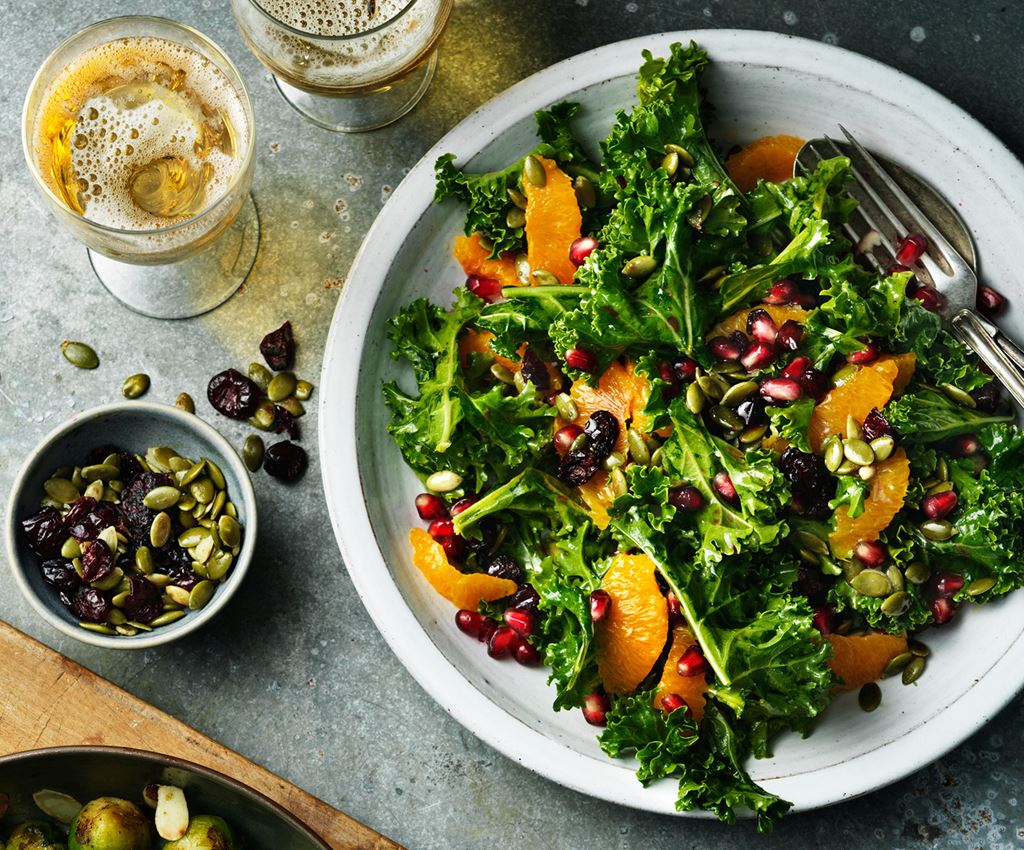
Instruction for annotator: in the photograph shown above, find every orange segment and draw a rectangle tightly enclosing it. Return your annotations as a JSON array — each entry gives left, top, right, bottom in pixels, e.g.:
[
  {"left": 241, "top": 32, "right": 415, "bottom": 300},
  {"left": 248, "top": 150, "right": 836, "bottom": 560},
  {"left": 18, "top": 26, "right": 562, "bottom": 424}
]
[
  {"left": 725, "top": 134, "right": 806, "bottom": 192},
  {"left": 524, "top": 156, "right": 582, "bottom": 285},
  {"left": 409, "top": 528, "right": 516, "bottom": 610},
  {"left": 453, "top": 233, "right": 520, "bottom": 289},
  {"left": 877, "top": 352, "right": 917, "bottom": 396},
  {"left": 596, "top": 553, "right": 670, "bottom": 694},
  {"left": 708, "top": 304, "right": 809, "bottom": 340},
  {"left": 808, "top": 360, "right": 899, "bottom": 452},
  {"left": 827, "top": 632, "right": 908, "bottom": 690},
  {"left": 458, "top": 328, "right": 518, "bottom": 371},
  {"left": 653, "top": 625, "right": 708, "bottom": 721},
  {"left": 830, "top": 448, "right": 911, "bottom": 557}
]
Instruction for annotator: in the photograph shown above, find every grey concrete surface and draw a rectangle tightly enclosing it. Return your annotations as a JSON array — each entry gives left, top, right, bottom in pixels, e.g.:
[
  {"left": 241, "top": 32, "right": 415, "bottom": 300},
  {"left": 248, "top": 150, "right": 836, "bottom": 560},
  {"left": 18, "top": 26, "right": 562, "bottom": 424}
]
[{"left": 3, "top": 1, "right": 1024, "bottom": 847}]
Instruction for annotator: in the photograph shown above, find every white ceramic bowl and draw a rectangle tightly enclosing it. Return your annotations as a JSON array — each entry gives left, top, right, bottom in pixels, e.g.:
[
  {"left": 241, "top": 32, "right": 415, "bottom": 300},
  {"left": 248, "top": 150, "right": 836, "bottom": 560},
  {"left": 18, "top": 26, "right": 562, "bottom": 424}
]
[{"left": 320, "top": 30, "right": 1024, "bottom": 814}]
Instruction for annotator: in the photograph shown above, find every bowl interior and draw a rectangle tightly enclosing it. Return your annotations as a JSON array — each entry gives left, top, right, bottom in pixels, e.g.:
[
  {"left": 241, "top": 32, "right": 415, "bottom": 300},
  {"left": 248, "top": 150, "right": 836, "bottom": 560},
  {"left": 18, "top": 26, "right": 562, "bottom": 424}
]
[
  {"left": 327, "top": 30, "right": 1024, "bottom": 812},
  {"left": 0, "top": 748, "right": 325, "bottom": 850},
  {"left": 7, "top": 403, "right": 256, "bottom": 648}
]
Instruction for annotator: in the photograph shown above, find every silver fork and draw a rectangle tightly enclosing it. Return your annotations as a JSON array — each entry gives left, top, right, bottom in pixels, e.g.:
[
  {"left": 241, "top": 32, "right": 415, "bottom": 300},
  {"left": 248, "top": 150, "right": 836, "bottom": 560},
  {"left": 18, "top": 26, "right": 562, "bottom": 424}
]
[{"left": 798, "top": 127, "right": 1024, "bottom": 410}]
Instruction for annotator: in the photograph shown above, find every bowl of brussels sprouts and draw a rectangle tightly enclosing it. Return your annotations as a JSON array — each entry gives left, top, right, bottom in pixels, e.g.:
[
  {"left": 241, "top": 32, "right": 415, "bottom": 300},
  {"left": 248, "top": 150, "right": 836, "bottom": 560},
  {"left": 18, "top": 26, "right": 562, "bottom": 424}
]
[{"left": 0, "top": 747, "right": 330, "bottom": 850}]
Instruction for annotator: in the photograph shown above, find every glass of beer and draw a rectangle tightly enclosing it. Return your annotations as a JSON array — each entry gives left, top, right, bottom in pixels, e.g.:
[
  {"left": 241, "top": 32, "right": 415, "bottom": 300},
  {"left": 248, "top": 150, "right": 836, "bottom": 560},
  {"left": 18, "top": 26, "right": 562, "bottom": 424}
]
[
  {"left": 23, "top": 17, "right": 259, "bottom": 319},
  {"left": 231, "top": 0, "right": 453, "bottom": 132}
]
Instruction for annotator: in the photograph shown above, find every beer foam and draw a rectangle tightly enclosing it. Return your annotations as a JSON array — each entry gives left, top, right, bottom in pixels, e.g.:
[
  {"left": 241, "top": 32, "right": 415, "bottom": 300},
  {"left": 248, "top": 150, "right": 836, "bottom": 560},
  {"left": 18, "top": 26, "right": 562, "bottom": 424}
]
[
  {"left": 34, "top": 36, "right": 250, "bottom": 230},
  {"left": 258, "top": 0, "right": 411, "bottom": 36}
]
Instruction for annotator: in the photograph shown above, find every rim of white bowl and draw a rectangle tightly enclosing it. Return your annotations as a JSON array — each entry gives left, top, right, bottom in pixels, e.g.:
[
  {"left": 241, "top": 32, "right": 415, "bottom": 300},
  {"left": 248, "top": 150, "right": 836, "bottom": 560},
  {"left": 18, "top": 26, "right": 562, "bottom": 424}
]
[
  {"left": 5, "top": 401, "right": 258, "bottom": 650},
  {"left": 320, "top": 29, "right": 1024, "bottom": 815}
]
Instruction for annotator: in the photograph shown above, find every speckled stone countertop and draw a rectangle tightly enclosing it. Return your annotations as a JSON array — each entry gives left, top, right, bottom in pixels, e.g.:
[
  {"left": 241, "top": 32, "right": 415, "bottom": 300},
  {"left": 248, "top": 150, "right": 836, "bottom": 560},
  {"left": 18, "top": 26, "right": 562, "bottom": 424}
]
[{"left": 3, "top": 1, "right": 1024, "bottom": 848}]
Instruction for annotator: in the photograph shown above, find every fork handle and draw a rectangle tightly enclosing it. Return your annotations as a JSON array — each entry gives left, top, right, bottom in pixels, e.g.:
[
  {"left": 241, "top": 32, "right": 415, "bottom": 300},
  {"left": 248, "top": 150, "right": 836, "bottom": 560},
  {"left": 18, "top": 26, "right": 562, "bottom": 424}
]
[{"left": 952, "top": 308, "right": 1024, "bottom": 411}]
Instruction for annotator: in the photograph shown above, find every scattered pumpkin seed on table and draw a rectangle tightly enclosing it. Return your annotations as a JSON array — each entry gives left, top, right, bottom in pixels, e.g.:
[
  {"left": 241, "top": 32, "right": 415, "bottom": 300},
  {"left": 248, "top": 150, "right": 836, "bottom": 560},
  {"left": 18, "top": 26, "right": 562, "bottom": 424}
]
[
  {"left": 122, "top": 373, "right": 150, "bottom": 399},
  {"left": 60, "top": 340, "right": 99, "bottom": 369}
]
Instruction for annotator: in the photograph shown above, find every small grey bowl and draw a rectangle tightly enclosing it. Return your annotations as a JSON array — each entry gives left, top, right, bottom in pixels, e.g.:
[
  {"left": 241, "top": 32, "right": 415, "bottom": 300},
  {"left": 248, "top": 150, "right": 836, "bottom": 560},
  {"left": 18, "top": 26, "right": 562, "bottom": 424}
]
[{"left": 5, "top": 402, "right": 257, "bottom": 650}]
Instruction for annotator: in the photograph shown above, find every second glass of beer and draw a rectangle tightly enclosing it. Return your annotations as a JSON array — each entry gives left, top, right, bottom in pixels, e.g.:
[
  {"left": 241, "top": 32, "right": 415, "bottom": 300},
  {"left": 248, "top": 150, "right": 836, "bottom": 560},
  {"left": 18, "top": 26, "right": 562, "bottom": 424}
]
[{"left": 232, "top": 0, "right": 453, "bottom": 132}]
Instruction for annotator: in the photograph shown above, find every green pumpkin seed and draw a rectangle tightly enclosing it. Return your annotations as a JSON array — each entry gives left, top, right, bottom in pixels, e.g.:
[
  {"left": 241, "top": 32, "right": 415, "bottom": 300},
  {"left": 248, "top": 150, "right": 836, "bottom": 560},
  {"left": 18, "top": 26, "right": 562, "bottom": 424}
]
[
  {"left": 426, "top": 470, "right": 462, "bottom": 493},
  {"left": 178, "top": 510, "right": 196, "bottom": 529},
  {"left": 721, "top": 380, "right": 758, "bottom": 408},
  {"left": 696, "top": 374, "right": 727, "bottom": 402},
  {"left": 850, "top": 569, "right": 893, "bottom": 598},
  {"left": 150, "top": 610, "right": 187, "bottom": 628},
  {"left": 39, "top": 496, "right": 63, "bottom": 510},
  {"left": 142, "top": 486, "right": 180, "bottom": 511},
  {"left": 940, "top": 383, "right": 976, "bottom": 408},
  {"left": 165, "top": 585, "right": 191, "bottom": 607},
  {"left": 869, "top": 436, "right": 895, "bottom": 462},
  {"left": 622, "top": 255, "right": 658, "bottom": 279},
  {"left": 883, "top": 651, "right": 914, "bottom": 678},
  {"left": 858, "top": 682, "right": 882, "bottom": 712},
  {"left": 843, "top": 438, "right": 875, "bottom": 467},
  {"left": 831, "top": 364, "right": 858, "bottom": 387},
  {"left": 886, "top": 564, "right": 905, "bottom": 592},
  {"left": 205, "top": 459, "right": 226, "bottom": 491},
  {"left": 81, "top": 479, "right": 103, "bottom": 501},
  {"left": 967, "top": 576, "right": 996, "bottom": 596},
  {"left": 858, "top": 464, "right": 876, "bottom": 481},
  {"left": 145, "top": 446, "right": 176, "bottom": 473},
  {"left": 106, "top": 608, "right": 127, "bottom": 626},
  {"left": 610, "top": 467, "right": 628, "bottom": 498},
  {"left": 845, "top": 415, "right": 863, "bottom": 441},
  {"left": 570, "top": 433, "right": 588, "bottom": 451},
  {"left": 91, "top": 567, "right": 123, "bottom": 592},
  {"left": 661, "top": 150, "right": 680, "bottom": 177},
  {"left": 175, "top": 461, "right": 202, "bottom": 489},
  {"left": 71, "top": 557, "right": 85, "bottom": 579},
  {"left": 936, "top": 458, "right": 950, "bottom": 482},
  {"left": 162, "top": 596, "right": 183, "bottom": 611},
  {"left": 109, "top": 479, "right": 125, "bottom": 494},
  {"left": 150, "top": 512, "right": 170, "bottom": 548},
  {"left": 267, "top": 372, "right": 297, "bottom": 403},
  {"left": 823, "top": 436, "right": 844, "bottom": 472},
  {"left": 178, "top": 527, "right": 210, "bottom": 548},
  {"left": 135, "top": 546, "right": 155, "bottom": 575},
  {"left": 686, "top": 381, "right": 705, "bottom": 415},
  {"left": 698, "top": 265, "right": 727, "bottom": 284},
  {"left": 121, "top": 373, "right": 150, "bottom": 399},
  {"left": 166, "top": 456, "right": 190, "bottom": 473},
  {"left": 97, "top": 526, "right": 119, "bottom": 552},
  {"left": 602, "top": 451, "right": 625, "bottom": 471},
  {"left": 190, "top": 477, "right": 215, "bottom": 505},
  {"left": 145, "top": 572, "right": 171, "bottom": 588},
  {"left": 512, "top": 369, "right": 528, "bottom": 394},
  {"left": 102, "top": 453, "right": 121, "bottom": 470},
  {"left": 44, "top": 478, "right": 80, "bottom": 504},
  {"left": 85, "top": 463, "right": 121, "bottom": 482},
  {"left": 280, "top": 396, "right": 305, "bottom": 417},
  {"left": 111, "top": 591, "right": 131, "bottom": 608},
  {"left": 192, "top": 535, "right": 215, "bottom": 564},
  {"left": 488, "top": 363, "right": 514, "bottom": 385},
  {"left": 240, "top": 434, "right": 265, "bottom": 474},
  {"left": 798, "top": 548, "right": 820, "bottom": 565},
  {"left": 79, "top": 622, "right": 116, "bottom": 635},
  {"left": 836, "top": 459, "right": 859, "bottom": 476},
  {"left": 880, "top": 591, "right": 912, "bottom": 617},
  {"left": 71, "top": 467, "right": 86, "bottom": 489},
  {"left": 531, "top": 269, "right": 560, "bottom": 286},
  {"left": 225, "top": 501, "right": 237, "bottom": 519},
  {"left": 217, "top": 515, "right": 242, "bottom": 548},
  {"left": 523, "top": 154, "right": 546, "bottom": 187},
  {"left": 908, "top": 638, "right": 930, "bottom": 657},
  {"left": 926, "top": 480, "right": 954, "bottom": 496},
  {"left": 687, "top": 194, "right": 713, "bottom": 230},
  {"left": 901, "top": 655, "right": 926, "bottom": 685},
  {"left": 554, "top": 393, "right": 578, "bottom": 421},
  {"left": 175, "top": 392, "right": 195, "bottom": 413},
  {"left": 572, "top": 175, "right": 596, "bottom": 209},
  {"left": 664, "top": 143, "right": 695, "bottom": 166},
  {"left": 507, "top": 187, "right": 527, "bottom": 209},
  {"left": 506, "top": 206, "right": 526, "bottom": 229},
  {"left": 710, "top": 361, "right": 744, "bottom": 376},
  {"left": 841, "top": 559, "right": 864, "bottom": 582},
  {"left": 920, "top": 519, "right": 956, "bottom": 541},
  {"left": 477, "top": 235, "right": 494, "bottom": 251},
  {"left": 796, "top": 530, "right": 829, "bottom": 555},
  {"left": 248, "top": 362, "right": 272, "bottom": 390},
  {"left": 114, "top": 625, "right": 138, "bottom": 637},
  {"left": 177, "top": 491, "right": 197, "bottom": 510},
  {"left": 188, "top": 580, "right": 216, "bottom": 610},
  {"left": 709, "top": 405, "right": 744, "bottom": 432},
  {"left": 207, "top": 550, "right": 233, "bottom": 581},
  {"left": 60, "top": 537, "right": 81, "bottom": 559},
  {"left": 626, "top": 429, "right": 650, "bottom": 465},
  {"left": 649, "top": 446, "right": 665, "bottom": 468},
  {"left": 294, "top": 380, "right": 314, "bottom": 401},
  {"left": 739, "top": 423, "right": 768, "bottom": 444},
  {"left": 60, "top": 340, "right": 99, "bottom": 369}
]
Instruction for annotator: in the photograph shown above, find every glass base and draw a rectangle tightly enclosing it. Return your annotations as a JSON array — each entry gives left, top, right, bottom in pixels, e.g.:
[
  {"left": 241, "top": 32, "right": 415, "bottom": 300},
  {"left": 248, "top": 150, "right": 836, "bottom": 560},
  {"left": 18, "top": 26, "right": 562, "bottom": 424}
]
[
  {"left": 273, "top": 51, "right": 438, "bottom": 133},
  {"left": 88, "top": 193, "right": 261, "bottom": 319}
]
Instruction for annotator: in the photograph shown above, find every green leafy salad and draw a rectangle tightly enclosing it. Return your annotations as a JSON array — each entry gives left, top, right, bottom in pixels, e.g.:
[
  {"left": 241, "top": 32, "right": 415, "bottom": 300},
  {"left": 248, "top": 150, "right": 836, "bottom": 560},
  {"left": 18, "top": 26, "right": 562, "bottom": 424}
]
[{"left": 382, "top": 42, "right": 1023, "bottom": 829}]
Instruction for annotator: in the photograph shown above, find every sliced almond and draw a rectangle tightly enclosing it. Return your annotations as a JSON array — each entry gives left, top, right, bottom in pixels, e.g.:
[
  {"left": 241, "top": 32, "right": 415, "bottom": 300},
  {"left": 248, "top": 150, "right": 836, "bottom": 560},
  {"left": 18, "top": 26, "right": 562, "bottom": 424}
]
[
  {"left": 155, "top": 784, "right": 189, "bottom": 841},
  {"left": 32, "top": 788, "right": 82, "bottom": 824}
]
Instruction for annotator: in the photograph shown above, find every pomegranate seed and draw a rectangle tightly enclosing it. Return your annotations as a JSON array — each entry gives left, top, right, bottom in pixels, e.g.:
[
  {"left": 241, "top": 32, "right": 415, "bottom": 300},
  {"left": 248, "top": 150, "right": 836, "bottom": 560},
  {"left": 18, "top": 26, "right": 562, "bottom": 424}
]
[
  {"left": 812, "top": 607, "right": 833, "bottom": 635},
  {"left": 565, "top": 348, "right": 597, "bottom": 372},
  {"left": 913, "top": 286, "right": 944, "bottom": 311},
  {"left": 589, "top": 589, "right": 611, "bottom": 622},
  {"left": 415, "top": 493, "right": 449, "bottom": 521},
  {"left": 676, "top": 644, "right": 709, "bottom": 677},
  {"left": 582, "top": 691, "right": 610, "bottom": 726},
  {"left": 672, "top": 356, "right": 698, "bottom": 381},
  {"left": 777, "top": 320, "right": 804, "bottom": 351},
  {"left": 661, "top": 693, "right": 690, "bottom": 715},
  {"left": 713, "top": 472, "right": 738, "bottom": 505},
  {"left": 741, "top": 341, "right": 776, "bottom": 372},
  {"left": 455, "top": 609, "right": 487, "bottom": 639},
  {"left": 797, "top": 368, "right": 829, "bottom": 401},
  {"left": 977, "top": 285, "right": 1007, "bottom": 316},
  {"left": 439, "top": 535, "right": 466, "bottom": 561},
  {"left": 746, "top": 308, "right": 778, "bottom": 344},
  {"left": 763, "top": 279, "right": 798, "bottom": 305},
  {"left": 895, "top": 233, "right": 928, "bottom": 265},
  {"left": 477, "top": 619, "right": 497, "bottom": 644},
  {"left": 708, "top": 335, "right": 745, "bottom": 362},
  {"left": 847, "top": 339, "right": 880, "bottom": 365},
  {"left": 466, "top": 274, "right": 502, "bottom": 302},
  {"left": 889, "top": 263, "right": 912, "bottom": 274},
  {"left": 953, "top": 434, "right": 980, "bottom": 457},
  {"left": 514, "top": 639, "right": 541, "bottom": 666},
  {"left": 793, "top": 293, "right": 818, "bottom": 308},
  {"left": 781, "top": 356, "right": 812, "bottom": 380},
  {"left": 657, "top": 361, "right": 679, "bottom": 393},
  {"left": 487, "top": 625, "right": 519, "bottom": 658},
  {"left": 759, "top": 377, "right": 804, "bottom": 404},
  {"left": 922, "top": 490, "right": 958, "bottom": 520},
  {"left": 554, "top": 424, "right": 584, "bottom": 453},
  {"left": 451, "top": 495, "right": 479, "bottom": 516},
  {"left": 932, "top": 572, "right": 964, "bottom": 597},
  {"left": 666, "top": 591, "right": 683, "bottom": 626},
  {"left": 930, "top": 596, "right": 956, "bottom": 626},
  {"left": 669, "top": 485, "right": 705, "bottom": 512},
  {"left": 853, "top": 539, "right": 887, "bottom": 568},
  {"left": 428, "top": 518, "right": 455, "bottom": 538},
  {"left": 569, "top": 235, "right": 599, "bottom": 266},
  {"left": 504, "top": 607, "right": 535, "bottom": 637}
]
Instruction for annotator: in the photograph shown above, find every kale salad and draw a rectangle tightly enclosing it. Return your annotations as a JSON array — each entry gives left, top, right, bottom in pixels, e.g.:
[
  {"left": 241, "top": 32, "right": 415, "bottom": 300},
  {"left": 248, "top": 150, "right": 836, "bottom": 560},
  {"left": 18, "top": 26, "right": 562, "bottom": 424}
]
[{"left": 382, "top": 42, "right": 1023, "bottom": 829}]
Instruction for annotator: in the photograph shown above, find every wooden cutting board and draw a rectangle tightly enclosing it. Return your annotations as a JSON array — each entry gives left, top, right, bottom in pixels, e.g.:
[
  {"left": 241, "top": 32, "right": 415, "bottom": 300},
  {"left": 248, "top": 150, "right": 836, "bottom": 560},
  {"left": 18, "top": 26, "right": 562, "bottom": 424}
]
[{"left": 0, "top": 621, "right": 402, "bottom": 850}]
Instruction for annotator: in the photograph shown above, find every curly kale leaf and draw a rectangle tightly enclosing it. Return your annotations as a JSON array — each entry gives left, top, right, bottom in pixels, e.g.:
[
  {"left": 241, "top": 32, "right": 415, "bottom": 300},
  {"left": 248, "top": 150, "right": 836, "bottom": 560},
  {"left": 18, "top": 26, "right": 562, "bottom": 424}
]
[
  {"left": 884, "top": 385, "right": 1013, "bottom": 443},
  {"left": 890, "top": 300, "right": 991, "bottom": 391},
  {"left": 766, "top": 397, "right": 815, "bottom": 453}
]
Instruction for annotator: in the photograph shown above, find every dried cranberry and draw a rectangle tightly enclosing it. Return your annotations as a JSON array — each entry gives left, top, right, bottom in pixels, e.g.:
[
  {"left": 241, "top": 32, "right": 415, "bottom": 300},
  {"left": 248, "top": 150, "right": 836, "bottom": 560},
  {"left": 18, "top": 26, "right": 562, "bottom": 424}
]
[
  {"left": 120, "top": 575, "right": 162, "bottom": 624},
  {"left": 487, "top": 554, "right": 524, "bottom": 584},
  {"left": 260, "top": 321, "right": 296, "bottom": 371},
  {"left": 861, "top": 408, "right": 893, "bottom": 441},
  {"left": 509, "top": 583, "right": 541, "bottom": 612},
  {"left": 520, "top": 348, "right": 550, "bottom": 392},
  {"left": 118, "top": 452, "right": 144, "bottom": 484},
  {"left": 207, "top": 369, "right": 261, "bottom": 419},
  {"left": 80, "top": 539, "right": 115, "bottom": 583},
  {"left": 796, "top": 564, "right": 828, "bottom": 604},
  {"left": 797, "top": 368, "right": 829, "bottom": 401},
  {"left": 264, "top": 440, "right": 308, "bottom": 482},
  {"left": 64, "top": 498, "right": 123, "bottom": 543},
  {"left": 160, "top": 546, "right": 202, "bottom": 591},
  {"left": 40, "top": 559, "right": 82, "bottom": 594},
  {"left": 557, "top": 448, "right": 600, "bottom": 486},
  {"left": 779, "top": 447, "right": 832, "bottom": 519},
  {"left": 21, "top": 507, "right": 67, "bottom": 558},
  {"left": 72, "top": 587, "right": 111, "bottom": 623},
  {"left": 119, "top": 474, "right": 172, "bottom": 542},
  {"left": 273, "top": 406, "right": 300, "bottom": 440},
  {"left": 583, "top": 410, "right": 619, "bottom": 458},
  {"left": 971, "top": 382, "right": 1002, "bottom": 413}
]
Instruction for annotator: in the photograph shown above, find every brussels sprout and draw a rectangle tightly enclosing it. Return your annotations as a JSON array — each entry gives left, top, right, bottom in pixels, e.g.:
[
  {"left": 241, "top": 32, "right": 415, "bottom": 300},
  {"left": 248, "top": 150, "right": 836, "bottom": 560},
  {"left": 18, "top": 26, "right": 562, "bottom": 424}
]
[
  {"left": 6, "top": 819, "right": 66, "bottom": 850},
  {"left": 160, "top": 816, "right": 236, "bottom": 850},
  {"left": 68, "top": 798, "right": 151, "bottom": 850}
]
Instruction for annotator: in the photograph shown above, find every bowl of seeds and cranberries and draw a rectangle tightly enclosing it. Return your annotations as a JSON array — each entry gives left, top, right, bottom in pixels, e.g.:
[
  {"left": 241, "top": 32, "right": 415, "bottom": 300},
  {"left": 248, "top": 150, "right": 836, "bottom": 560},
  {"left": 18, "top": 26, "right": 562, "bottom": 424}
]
[{"left": 5, "top": 402, "right": 257, "bottom": 649}]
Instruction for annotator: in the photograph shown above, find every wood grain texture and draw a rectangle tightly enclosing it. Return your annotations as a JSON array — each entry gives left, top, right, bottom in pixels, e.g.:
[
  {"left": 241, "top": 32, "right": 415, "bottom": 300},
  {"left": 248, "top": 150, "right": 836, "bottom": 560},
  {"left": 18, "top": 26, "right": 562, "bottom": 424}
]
[{"left": 0, "top": 621, "right": 402, "bottom": 850}]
